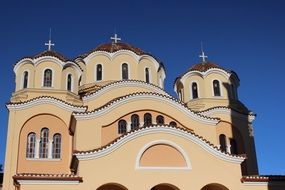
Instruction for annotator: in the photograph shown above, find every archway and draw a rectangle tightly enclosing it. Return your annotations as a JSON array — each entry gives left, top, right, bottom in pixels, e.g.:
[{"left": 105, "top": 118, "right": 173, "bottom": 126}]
[
  {"left": 97, "top": 183, "right": 128, "bottom": 190},
  {"left": 151, "top": 183, "right": 180, "bottom": 190},
  {"left": 201, "top": 183, "right": 229, "bottom": 190}
]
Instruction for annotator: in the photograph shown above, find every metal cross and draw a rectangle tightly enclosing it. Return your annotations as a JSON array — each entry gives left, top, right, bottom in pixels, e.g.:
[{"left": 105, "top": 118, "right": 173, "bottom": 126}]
[
  {"left": 199, "top": 50, "right": 208, "bottom": 62},
  {"left": 45, "top": 28, "right": 55, "bottom": 51},
  {"left": 199, "top": 42, "right": 208, "bottom": 62},
  {"left": 111, "top": 33, "right": 121, "bottom": 43}
]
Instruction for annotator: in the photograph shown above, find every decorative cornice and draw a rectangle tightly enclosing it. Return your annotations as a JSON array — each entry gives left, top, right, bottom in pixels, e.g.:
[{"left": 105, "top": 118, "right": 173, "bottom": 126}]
[
  {"left": 74, "top": 125, "right": 245, "bottom": 163},
  {"left": 74, "top": 92, "right": 220, "bottom": 125},
  {"left": 7, "top": 96, "right": 87, "bottom": 112},
  {"left": 13, "top": 173, "right": 83, "bottom": 185},
  {"left": 197, "top": 106, "right": 256, "bottom": 122},
  {"left": 241, "top": 175, "right": 285, "bottom": 186},
  {"left": 82, "top": 80, "right": 169, "bottom": 101}
]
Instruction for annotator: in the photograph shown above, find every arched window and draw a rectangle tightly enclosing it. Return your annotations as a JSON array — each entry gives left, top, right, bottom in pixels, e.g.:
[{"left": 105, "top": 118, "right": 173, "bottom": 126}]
[
  {"left": 192, "top": 82, "right": 198, "bottom": 99},
  {"left": 213, "top": 80, "right": 221, "bottom": 96},
  {"left": 67, "top": 74, "right": 72, "bottom": 92},
  {"left": 43, "top": 69, "right": 52, "bottom": 87},
  {"left": 219, "top": 134, "right": 227, "bottom": 152},
  {"left": 144, "top": 113, "right": 152, "bottom": 126},
  {"left": 156, "top": 115, "right": 164, "bottom": 125},
  {"left": 169, "top": 121, "right": 177, "bottom": 127},
  {"left": 131, "top": 114, "right": 140, "bottom": 130},
  {"left": 39, "top": 128, "right": 49, "bottom": 158},
  {"left": 23, "top": 71, "right": 28, "bottom": 89},
  {"left": 52, "top": 134, "right": 61, "bottom": 159},
  {"left": 118, "top": 120, "right": 127, "bottom": 134},
  {"left": 145, "top": 68, "right": 150, "bottom": 83},
  {"left": 122, "top": 63, "right": 128, "bottom": 80},
  {"left": 26, "top": 133, "right": 36, "bottom": 158},
  {"left": 230, "top": 138, "right": 238, "bottom": 154},
  {"left": 96, "top": 64, "right": 102, "bottom": 81}
]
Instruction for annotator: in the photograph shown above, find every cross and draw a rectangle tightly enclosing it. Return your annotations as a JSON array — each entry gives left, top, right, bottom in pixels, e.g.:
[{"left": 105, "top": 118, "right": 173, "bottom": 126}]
[
  {"left": 199, "top": 42, "right": 208, "bottom": 62},
  {"left": 45, "top": 28, "right": 55, "bottom": 51},
  {"left": 110, "top": 33, "right": 121, "bottom": 43},
  {"left": 199, "top": 50, "right": 208, "bottom": 62}
]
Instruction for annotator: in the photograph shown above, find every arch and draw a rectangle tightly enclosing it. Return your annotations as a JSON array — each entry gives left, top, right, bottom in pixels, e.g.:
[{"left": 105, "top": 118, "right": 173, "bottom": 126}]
[
  {"left": 201, "top": 183, "right": 229, "bottom": 190},
  {"left": 151, "top": 183, "right": 180, "bottom": 190},
  {"left": 144, "top": 113, "right": 152, "bottom": 126},
  {"left": 213, "top": 79, "right": 221, "bottom": 96},
  {"left": 22, "top": 71, "right": 29, "bottom": 89},
  {"left": 118, "top": 120, "right": 127, "bottom": 134},
  {"left": 96, "top": 64, "right": 103, "bottom": 81},
  {"left": 26, "top": 132, "right": 36, "bottom": 158},
  {"left": 43, "top": 68, "right": 52, "bottom": 87},
  {"left": 131, "top": 114, "right": 140, "bottom": 130},
  {"left": 39, "top": 128, "right": 49, "bottom": 158},
  {"left": 136, "top": 140, "right": 191, "bottom": 170},
  {"left": 191, "top": 82, "right": 199, "bottom": 99},
  {"left": 52, "top": 133, "right": 61, "bottom": 159},
  {"left": 169, "top": 121, "right": 177, "bottom": 127},
  {"left": 67, "top": 73, "right": 72, "bottom": 92},
  {"left": 97, "top": 183, "right": 128, "bottom": 190},
  {"left": 121, "top": 63, "right": 129, "bottom": 80}
]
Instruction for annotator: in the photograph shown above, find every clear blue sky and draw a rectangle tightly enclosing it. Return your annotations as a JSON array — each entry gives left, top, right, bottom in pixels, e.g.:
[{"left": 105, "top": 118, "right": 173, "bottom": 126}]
[{"left": 0, "top": 0, "right": 284, "bottom": 174}]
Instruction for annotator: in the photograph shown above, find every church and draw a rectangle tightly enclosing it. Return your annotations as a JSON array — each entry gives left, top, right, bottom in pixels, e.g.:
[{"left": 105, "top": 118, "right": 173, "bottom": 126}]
[{"left": 2, "top": 34, "right": 285, "bottom": 190}]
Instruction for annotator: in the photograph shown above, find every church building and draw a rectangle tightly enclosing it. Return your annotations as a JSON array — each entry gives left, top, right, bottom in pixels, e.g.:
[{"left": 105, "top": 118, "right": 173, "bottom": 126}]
[{"left": 2, "top": 34, "right": 285, "bottom": 190}]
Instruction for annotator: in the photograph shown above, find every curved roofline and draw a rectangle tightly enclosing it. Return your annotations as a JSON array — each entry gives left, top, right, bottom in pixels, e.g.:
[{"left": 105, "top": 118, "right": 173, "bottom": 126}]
[
  {"left": 82, "top": 80, "right": 169, "bottom": 101},
  {"left": 74, "top": 92, "right": 220, "bottom": 125},
  {"left": 74, "top": 125, "right": 245, "bottom": 164},
  {"left": 6, "top": 96, "right": 87, "bottom": 112}
]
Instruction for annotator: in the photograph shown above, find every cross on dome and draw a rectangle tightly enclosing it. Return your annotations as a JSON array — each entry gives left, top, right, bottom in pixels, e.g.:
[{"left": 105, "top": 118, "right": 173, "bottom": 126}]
[
  {"left": 111, "top": 33, "right": 121, "bottom": 43},
  {"left": 199, "top": 42, "right": 208, "bottom": 62},
  {"left": 45, "top": 28, "right": 55, "bottom": 51}
]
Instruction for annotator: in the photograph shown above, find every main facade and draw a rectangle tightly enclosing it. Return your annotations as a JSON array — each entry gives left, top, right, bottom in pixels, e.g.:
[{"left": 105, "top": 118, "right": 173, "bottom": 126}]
[{"left": 3, "top": 37, "right": 285, "bottom": 190}]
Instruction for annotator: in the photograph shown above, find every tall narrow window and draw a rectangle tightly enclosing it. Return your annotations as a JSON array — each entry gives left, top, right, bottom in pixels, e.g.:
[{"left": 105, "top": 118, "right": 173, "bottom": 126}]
[
  {"left": 144, "top": 113, "right": 152, "bottom": 126},
  {"left": 96, "top": 64, "right": 102, "bottom": 81},
  {"left": 213, "top": 80, "right": 221, "bottom": 96},
  {"left": 192, "top": 82, "right": 198, "bottom": 99},
  {"left": 43, "top": 69, "right": 52, "bottom": 87},
  {"left": 131, "top": 114, "right": 140, "bottom": 130},
  {"left": 26, "top": 133, "right": 36, "bottom": 158},
  {"left": 39, "top": 128, "right": 49, "bottom": 158},
  {"left": 219, "top": 134, "right": 227, "bottom": 152},
  {"left": 67, "top": 74, "right": 72, "bottom": 92},
  {"left": 122, "top": 63, "right": 128, "bottom": 80},
  {"left": 118, "top": 120, "right": 127, "bottom": 134},
  {"left": 156, "top": 115, "right": 164, "bottom": 125},
  {"left": 23, "top": 71, "right": 28, "bottom": 89},
  {"left": 230, "top": 138, "right": 238, "bottom": 154},
  {"left": 52, "top": 134, "right": 61, "bottom": 159},
  {"left": 145, "top": 68, "right": 150, "bottom": 83}
]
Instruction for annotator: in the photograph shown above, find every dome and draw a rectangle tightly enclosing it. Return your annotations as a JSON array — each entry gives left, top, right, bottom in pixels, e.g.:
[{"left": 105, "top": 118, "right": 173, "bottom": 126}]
[
  {"left": 188, "top": 61, "right": 229, "bottom": 73},
  {"left": 78, "top": 42, "right": 150, "bottom": 58}
]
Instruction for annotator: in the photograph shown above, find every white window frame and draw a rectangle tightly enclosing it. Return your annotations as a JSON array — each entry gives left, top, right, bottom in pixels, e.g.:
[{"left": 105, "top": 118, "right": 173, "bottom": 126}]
[
  {"left": 120, "top": 62, "right": 130, "bottom": 80},
  {"left": 190, "top": 81, "right": 200, "bottom": 100},
  {"left": 94, "top": 63, "right": 104, "bottom": 82},
  {"left": 21, "top": 70, "right": 30, "bottom": 89},
  {"left": 42, "top": 67, "right": 54, "bottom": 88},
  {"left": 66, "top": 73, "right": 74, "bottom": 92},
  {"left": 211, "top": 79, "right": 223, "bottom": 97}
]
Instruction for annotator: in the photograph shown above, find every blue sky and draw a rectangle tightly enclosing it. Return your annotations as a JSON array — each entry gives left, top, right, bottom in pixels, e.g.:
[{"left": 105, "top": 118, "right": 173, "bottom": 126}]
[{"left": 0, "top": 0, "right": 284, "bottom": 174}]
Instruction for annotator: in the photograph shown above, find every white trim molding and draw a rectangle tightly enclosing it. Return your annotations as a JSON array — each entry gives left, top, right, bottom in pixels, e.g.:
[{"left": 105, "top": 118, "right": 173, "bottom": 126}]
[
  {"left": 7, "top": 96, "right": 87, "bottom": 112},
  {"left": 83, "top": 80, "right": 169, "bottom": 101},
  {"left": 17, "top": 180, "right": 80, "bottom": 185},
  {"left": 76, "top": 92, "right": 219, "bottom": 125},
  {"left": 135, "top": 139, "right": 191, "bottom": 170},
  {"left": 74, "top": 125, "right": 245, "bottom": 164}
]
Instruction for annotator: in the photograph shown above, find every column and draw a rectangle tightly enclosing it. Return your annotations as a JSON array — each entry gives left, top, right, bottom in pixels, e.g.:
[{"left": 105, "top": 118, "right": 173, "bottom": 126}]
[
  {"left": 35, "top": 139, "right": 40, "bottom": 158},
  {"left": 127, "top": 121, "right": 131, "bottom": 132},
  {"left": 48, "top": 139, "right": 53, "bottom": 159}
]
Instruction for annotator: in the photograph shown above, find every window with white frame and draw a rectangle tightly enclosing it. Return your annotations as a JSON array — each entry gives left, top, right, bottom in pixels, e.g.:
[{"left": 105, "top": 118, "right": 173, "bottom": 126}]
[
  {"left": 26, "top": 132, "right": 36, "bottom": 158},
  {"left": 43, "top": 69, "right": 52, "bottom": 87},
  {"left": 52, "top": 134, "right": 61, "bottom": 159},
  {"left": 39, "top": 128, "right": 49, "bottom": 158}
]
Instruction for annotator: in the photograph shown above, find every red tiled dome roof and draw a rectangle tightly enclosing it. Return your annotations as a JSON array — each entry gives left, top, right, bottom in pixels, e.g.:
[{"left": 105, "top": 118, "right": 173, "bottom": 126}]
[
  {"left": 189, "top": 62, "right": 227, "bottom": 72},
  {"left": 78, "top": 42, "right": 148, "bottom": 58}
]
